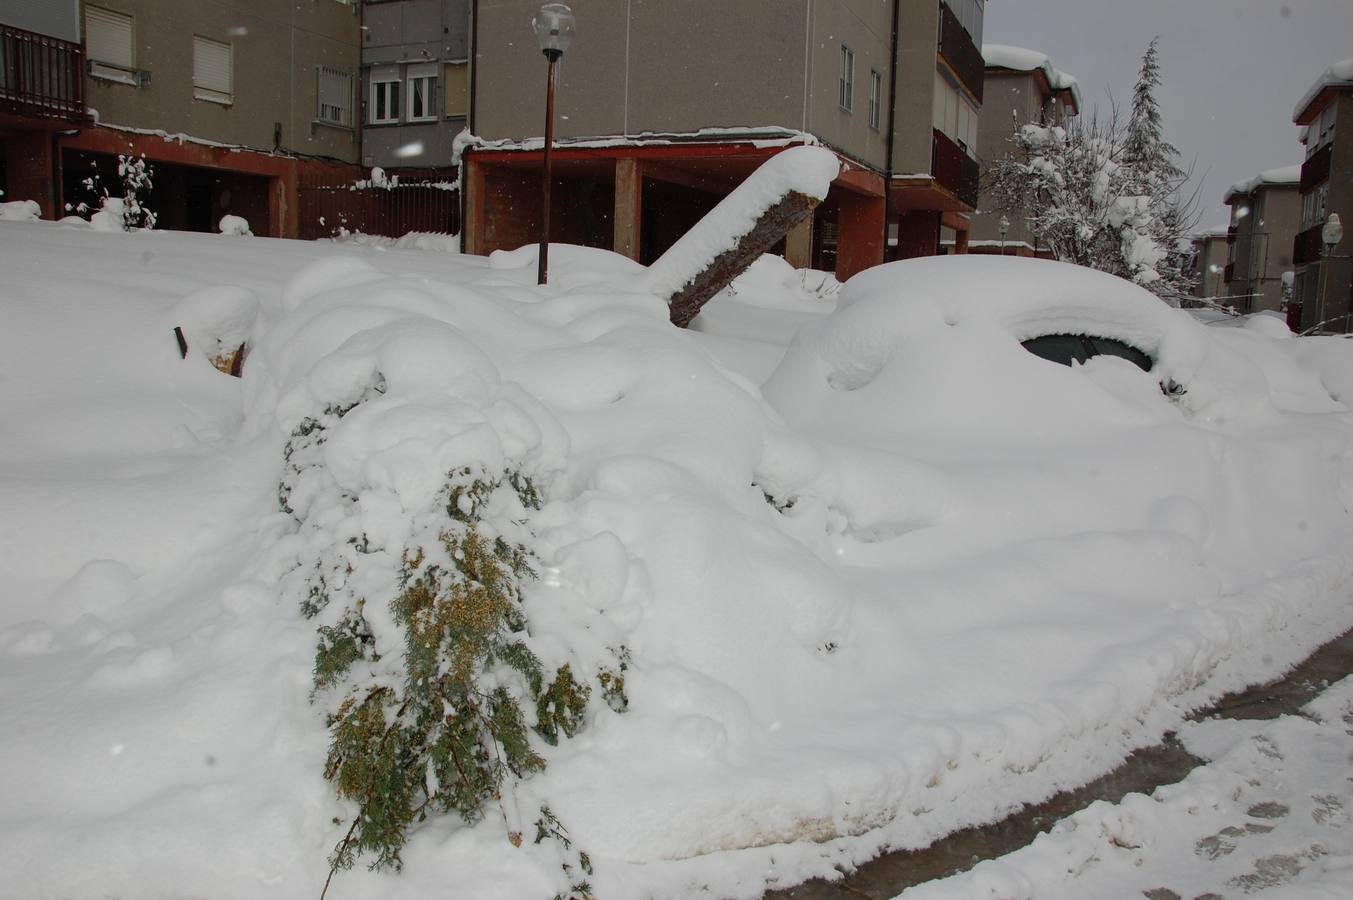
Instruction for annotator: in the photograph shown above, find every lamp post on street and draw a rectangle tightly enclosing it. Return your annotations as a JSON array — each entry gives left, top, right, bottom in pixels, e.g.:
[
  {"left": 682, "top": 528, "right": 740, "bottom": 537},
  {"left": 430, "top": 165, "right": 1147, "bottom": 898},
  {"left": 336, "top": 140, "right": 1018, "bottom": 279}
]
[
  {"left": 1318, "top": 212, "right": 1344, "bottom": 333},
  {"left": 532, "top": 3, "right": 575, "bottom": 286},
  {"left": 998, "top": 215, "right": 1010, "bottom": 255}
]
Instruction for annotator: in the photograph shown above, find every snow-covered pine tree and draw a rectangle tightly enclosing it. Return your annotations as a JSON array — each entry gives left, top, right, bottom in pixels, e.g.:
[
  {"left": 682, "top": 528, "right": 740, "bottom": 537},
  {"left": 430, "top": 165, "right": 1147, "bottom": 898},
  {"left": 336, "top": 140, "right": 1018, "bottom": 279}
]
[{"left": 990, "top": 39, "right": 1196, "bottom": 306}]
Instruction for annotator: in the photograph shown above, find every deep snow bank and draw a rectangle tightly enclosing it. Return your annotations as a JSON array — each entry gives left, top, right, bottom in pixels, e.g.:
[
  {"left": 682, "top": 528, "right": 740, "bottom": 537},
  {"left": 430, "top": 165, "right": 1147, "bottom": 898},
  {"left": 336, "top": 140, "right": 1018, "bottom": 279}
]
[{"left": 4, "top": 227, "right": 1353, "bottom": 900}]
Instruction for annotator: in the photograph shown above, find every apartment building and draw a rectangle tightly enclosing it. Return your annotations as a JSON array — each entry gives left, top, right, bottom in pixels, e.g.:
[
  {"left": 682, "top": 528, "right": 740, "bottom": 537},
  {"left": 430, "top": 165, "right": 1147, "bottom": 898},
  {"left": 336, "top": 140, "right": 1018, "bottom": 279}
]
[
  {"left": 1291, "top": 57, "right": 1353, "bottom": 332},
  {"left": 1189, "top": 227, "right": 1230, "bottom": 305},
  {"left": 359, "top": 0, "right": 469, "bottom": 173},
  {"left": 1, "top": 2, "right": 88, "bottom": 218},
  {"left": 463, "top": 0, "right": 986, "bottom": 281},
  {"left": 1221, "top": 166, "right": 1301, "bottom": 315},
  {"left": 968, "top": 43, "right": 1079, "bottom": 256},
  {"left": 2, "top": 0, "right": 362, "bottom": 237}
]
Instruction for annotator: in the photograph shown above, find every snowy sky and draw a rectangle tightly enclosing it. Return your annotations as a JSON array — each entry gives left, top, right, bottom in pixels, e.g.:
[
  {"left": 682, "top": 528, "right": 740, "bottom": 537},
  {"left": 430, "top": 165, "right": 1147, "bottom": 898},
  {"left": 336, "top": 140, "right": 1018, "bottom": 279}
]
[{"left": 983, "top": 0, "right": 1353, "bottom": 232}]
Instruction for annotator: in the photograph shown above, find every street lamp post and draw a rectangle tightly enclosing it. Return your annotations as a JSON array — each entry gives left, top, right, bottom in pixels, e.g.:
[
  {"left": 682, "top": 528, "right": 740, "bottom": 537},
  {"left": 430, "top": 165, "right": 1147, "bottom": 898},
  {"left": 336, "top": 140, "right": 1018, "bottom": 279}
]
[
  {"left": 998, "top": 215, "right": 1010, "bottom": 255},
  {"left": 1318, "top": 212, "right": 1343, "bottom": 333},
  {"left": 532, "top": 3, "right": 575, "bottom": 286}
]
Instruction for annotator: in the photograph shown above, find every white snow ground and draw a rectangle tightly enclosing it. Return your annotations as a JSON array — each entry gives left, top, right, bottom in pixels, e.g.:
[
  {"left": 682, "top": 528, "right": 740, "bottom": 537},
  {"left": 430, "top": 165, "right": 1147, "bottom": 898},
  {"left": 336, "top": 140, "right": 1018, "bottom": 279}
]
[{"left": 3, "top": 217, "right": 1353, "bottom": 900}]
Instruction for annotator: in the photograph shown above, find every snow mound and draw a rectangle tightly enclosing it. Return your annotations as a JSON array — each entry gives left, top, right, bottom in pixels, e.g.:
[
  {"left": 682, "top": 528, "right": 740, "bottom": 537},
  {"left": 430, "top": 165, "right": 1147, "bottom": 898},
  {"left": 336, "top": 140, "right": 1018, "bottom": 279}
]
[
  {"left": 1, "top": 199, "right": 41, "bottom": 221},
  {"left": 218, "top": 214, "right": 253, "bottom": 236}
]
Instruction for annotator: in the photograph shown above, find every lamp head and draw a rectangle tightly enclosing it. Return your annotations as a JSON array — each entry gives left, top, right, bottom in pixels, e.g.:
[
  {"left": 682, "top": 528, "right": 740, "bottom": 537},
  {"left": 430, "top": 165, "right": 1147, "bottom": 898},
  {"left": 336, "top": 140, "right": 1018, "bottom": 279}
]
[
  {"left": 1323, "top": 212, "right": 1343, "bottom": 249},
  {"left": 533, "top": 3, "right": 575, "bottom": 61}
]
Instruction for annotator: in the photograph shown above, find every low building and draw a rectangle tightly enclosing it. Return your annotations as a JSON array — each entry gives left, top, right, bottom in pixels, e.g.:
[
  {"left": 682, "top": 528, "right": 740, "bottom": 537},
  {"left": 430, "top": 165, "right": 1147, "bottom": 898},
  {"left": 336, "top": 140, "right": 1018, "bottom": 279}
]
[
  {"left": 970, "top": 43, "right": 1079, "bottom": 257},
  {"left": 1291, "top": 57, "right": 1353, "bottom": 332},
  {"left": 1, "top": 2, "right": 89, "bottom": 218},
  {"left": 3, "top": 0, "right": 363, "bottom": 237},
  {"left": 1221, "top": 166, "right": 1301, "bottom": 315},
  {"left": 463, "top": 0, "right": 986, "bottom": 282}
]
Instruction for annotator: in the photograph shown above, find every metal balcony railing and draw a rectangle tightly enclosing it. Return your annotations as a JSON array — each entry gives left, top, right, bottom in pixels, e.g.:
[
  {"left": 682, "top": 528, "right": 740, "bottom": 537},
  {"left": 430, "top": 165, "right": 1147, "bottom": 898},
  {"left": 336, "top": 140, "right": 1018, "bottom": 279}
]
[
  {"left": 937, "top": 1, "right": 984, "bottom": 103},
  {"left": 1300, "top": 145, "right": 1331, "bottom": 193},
  {"left": 0, "top": 24, "right": 86, "bottom": 121},
  {"left": 931, "top": 129, "right": 980, "bottom": 209}
]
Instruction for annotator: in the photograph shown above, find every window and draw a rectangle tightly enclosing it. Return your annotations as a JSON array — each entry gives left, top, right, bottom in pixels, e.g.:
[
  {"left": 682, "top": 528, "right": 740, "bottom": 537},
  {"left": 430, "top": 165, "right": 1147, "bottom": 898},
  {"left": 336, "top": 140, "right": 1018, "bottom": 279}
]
[
  {"left": 317, "top": 66, "right": 353, "bottom": 126},
  {"left": 868, "top": 69, "right": 882, "bottom": 130},
  {"left": 369, "top": 66, "right": 399, "bottom": 123},
  {"left": 444, "top": 62, "right": 469, "bottom": 118},
  {"left": 406, "top": 62, "right": 437, "bottom": 122},
  {"left": 839, "top": 45, "right": 854, "bottom": 112},
  {"left": 193, "top": 36, "right": 232, "bottom": 105},
  {"left": 86, "top": 6, "right": 136, "bottom": 84}
]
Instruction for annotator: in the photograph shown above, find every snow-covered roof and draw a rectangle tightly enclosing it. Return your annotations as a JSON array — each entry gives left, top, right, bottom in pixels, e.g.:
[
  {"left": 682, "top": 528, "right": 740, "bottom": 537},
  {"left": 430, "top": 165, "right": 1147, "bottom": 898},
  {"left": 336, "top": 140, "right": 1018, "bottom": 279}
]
[
  {"left": 1223, "top": 165, "right": 1302, "bottom": 203},
  {"left": 1293, "top": 56, "right": 1353, "bottom": 123},
  {"left": 982, "top": 44, "right": 1082, "bottom": 113},
  {"left": 1192, "top": 226, "right": 1230, "bottom": 241}
]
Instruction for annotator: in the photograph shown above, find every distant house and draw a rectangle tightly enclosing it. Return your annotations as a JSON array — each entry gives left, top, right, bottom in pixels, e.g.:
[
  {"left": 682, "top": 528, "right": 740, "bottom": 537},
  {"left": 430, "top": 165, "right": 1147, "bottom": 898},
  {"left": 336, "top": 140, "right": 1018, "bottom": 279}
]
[
  {"left": 463, "top": 0, "right": 987, "bottom": 281},
  {"left": 2, "top": 0, "right": 362, "bottom": 237},
  {"left": 1221, "top": 167, "right": 1301, "bottom": 315},
  {"left": 1189, "top": 227, "right": 1230, "bottom": 304},
  {"left": 969, "top": 43, "right": 1080, "bottom": 257},
  {"left": 1291, "top": 57, "right": 1353, "bottom": 332}
]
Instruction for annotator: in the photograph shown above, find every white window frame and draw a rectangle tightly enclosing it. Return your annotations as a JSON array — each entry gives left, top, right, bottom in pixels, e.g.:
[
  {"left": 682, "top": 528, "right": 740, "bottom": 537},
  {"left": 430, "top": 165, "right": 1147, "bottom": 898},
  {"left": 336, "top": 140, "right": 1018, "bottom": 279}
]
[
  {"left": 868, "top": 69, "right": 882, "bottom": 130},
  {"left": 192, "top": 35, "right": 233, "bottom": 105},
  {"left": 839, "top": 44, "right": 855, "bottom": 112},
  {"left": 317, "top": 65, "right": 353, "bottom": 127},
  {"left": 405, "top": 62, "right": 437, "bottom": 123},
  {"left": 369, "top": 66, "right": 400, "bottom": 124},
  {"left": 85, "top": 6, "right": 137, "bottom": 85}
]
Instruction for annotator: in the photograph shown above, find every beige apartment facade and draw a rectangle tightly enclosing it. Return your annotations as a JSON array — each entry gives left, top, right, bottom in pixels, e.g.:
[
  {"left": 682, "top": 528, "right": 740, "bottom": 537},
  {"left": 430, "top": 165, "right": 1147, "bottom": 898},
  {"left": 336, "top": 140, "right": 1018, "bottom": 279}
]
[
  {"left": 463, "top": 0, "right": 985, "bottom": 281},
  {"left": 4, "top": 0, "right": 364, "bottom": 236},
  {"left": 969, "top": 44, "right": 1078, "bottom": 256},
  {"left": 1291, "top": 59, "right": 1353, "bottom": 332},
  {"left": 1221, "top": 167, "right": 1301, "bottom": 315},
  {"left": 1189, "top": 228, "right": 1230, "bottom": 304}
]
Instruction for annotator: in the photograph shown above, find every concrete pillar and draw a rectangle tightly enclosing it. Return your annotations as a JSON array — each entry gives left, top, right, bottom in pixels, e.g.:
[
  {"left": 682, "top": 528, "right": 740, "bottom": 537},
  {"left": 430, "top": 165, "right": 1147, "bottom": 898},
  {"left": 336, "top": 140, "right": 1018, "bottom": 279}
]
[
  {"left": 613, "top": 156, "right": 643, "bottom": 261},
  {"left": 835, "top": 192, "right": 886, "bottom": 281},
  {"left": 785, "top": 211, "right": 813, "bottom": 269},
  {"left": 896, "top": 211, "right": 939, "bottom": 259},
  {"left": 954, "top": 226, "right": 970, "bottom": 254},
  {"left": 463, "top": 153, "right": 486, "bottom": 256},
  {"left": 5, "top": 132, "right": 56, "bottom": 219}
]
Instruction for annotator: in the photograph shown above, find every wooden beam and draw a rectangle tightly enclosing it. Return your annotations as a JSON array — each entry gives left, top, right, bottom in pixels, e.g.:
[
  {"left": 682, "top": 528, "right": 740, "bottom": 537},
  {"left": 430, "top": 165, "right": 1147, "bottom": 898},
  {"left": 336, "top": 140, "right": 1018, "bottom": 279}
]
[
  {"left": 667, "top": 190, "right": 820, "bottom": 328},
  {"left": 613, "top": 157, "right": 642, "bottom": 261}
]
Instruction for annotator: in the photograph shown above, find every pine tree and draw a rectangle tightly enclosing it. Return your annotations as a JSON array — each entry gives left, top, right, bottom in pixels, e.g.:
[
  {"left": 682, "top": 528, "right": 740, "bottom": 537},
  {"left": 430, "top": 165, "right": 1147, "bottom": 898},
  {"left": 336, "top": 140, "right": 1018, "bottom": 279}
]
[{"left": 990, "top": 39, "right": 1197, "bottom": 306}]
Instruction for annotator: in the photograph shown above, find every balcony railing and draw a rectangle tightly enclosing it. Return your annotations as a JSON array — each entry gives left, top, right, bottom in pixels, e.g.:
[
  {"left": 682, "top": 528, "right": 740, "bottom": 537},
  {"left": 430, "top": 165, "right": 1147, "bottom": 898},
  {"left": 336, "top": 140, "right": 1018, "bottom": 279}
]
[
  {"left": 0, "top": 24, "right": 85, "bottom": 122},
  {"left": 937, "top": 1, "right": 984, "bottom": 103},
  {"left": 1300, "top": 144, "right": 1331, "bottom": 193},
  {"left": 1293, "top": 224, "right": 1326, "bottom": 266},
  {"left": 932, "top": 129, "right": 980, "bottom": 209}
]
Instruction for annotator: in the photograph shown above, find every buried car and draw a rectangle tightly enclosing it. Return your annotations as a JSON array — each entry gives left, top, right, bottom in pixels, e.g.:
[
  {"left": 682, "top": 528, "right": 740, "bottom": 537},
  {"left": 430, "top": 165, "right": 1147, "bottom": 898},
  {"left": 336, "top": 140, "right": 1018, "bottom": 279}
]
[{"left": 761, "top": 255, "right": 1344, "bottom": 442}]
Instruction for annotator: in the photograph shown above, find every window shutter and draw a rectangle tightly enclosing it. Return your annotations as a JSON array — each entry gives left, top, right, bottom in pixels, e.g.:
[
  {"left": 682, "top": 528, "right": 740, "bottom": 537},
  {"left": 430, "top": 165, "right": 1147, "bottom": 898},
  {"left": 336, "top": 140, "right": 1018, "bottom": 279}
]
[
  {"left": 444, "top": 63, "right": 468, "bottom": 117},
  {"left": 86, "top": 7, "right": 133, "bottom": 68},
  {"left": 193, "top": 36, "right": 232, "bottom": 102},
  {"left": 318, "top": 66, "right": 352, "bottom": 125}
]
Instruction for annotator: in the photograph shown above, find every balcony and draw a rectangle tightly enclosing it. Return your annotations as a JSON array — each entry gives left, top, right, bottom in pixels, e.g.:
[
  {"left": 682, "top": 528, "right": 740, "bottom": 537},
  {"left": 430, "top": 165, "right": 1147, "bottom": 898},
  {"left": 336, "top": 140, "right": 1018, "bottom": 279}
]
[
  {"left": 1300, "top": 144, "right": 1331, "bottom": 193},
  {"left": 1293, "top": 224, "right": 1326, "bottom": 266},
  {"left": 932, "top": 129, "right": 980, "bottom": 209},
  {"left": 937, "top": 2, "right": 984, "bottom": 103},
  {"left": 0, "top": 24, "right": 86, "bottom": 123}
]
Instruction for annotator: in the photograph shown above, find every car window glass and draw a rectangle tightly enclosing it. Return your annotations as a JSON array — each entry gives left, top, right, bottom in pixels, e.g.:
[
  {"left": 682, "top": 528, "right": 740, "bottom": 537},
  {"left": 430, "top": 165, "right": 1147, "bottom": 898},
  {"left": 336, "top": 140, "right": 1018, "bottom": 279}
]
[
  {"left": 1021, "top": 334, "right": 1091, "bottom": 366},
  {"left": 1086, "top": 337, "right": 1153, "bottom": 372}
]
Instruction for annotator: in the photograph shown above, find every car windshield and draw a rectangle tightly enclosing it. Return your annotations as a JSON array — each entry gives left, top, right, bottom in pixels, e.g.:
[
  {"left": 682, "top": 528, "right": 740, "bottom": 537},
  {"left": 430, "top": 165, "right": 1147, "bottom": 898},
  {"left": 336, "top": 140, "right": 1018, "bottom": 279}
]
[{"left": 1021, "top": 334, "right": 1152, "bottom": 373}]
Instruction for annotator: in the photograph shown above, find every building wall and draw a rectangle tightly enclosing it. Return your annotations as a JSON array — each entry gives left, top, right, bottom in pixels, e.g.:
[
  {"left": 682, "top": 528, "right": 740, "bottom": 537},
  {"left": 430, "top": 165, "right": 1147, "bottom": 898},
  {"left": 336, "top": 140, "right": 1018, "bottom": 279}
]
[
  {"left": 1192, "top": 235, "right": 1229, "bottom": 301},
  {"left": 360, "top": 0, "right": 468, "bottom": 169},
  {"left": 473, "top": 0, "right": 909, "bottom": 172},
  {"left": 891, "top": 0, "right": 941, "bottom": 177},
  {"left": 80, "top": 0, "right": 360, "bottom": 163},
  {"left": 1248, "top": 184, "right": 1301, "bottom": 312},
  {"left": 1295, "top": 91, "right": 1353, "bottom": 329},
  {"left": 0, "top": 0, "right": 81, "bottom": 41},
  {"left": 805, "top": 0, "right": 892, "bottom": 170}
]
